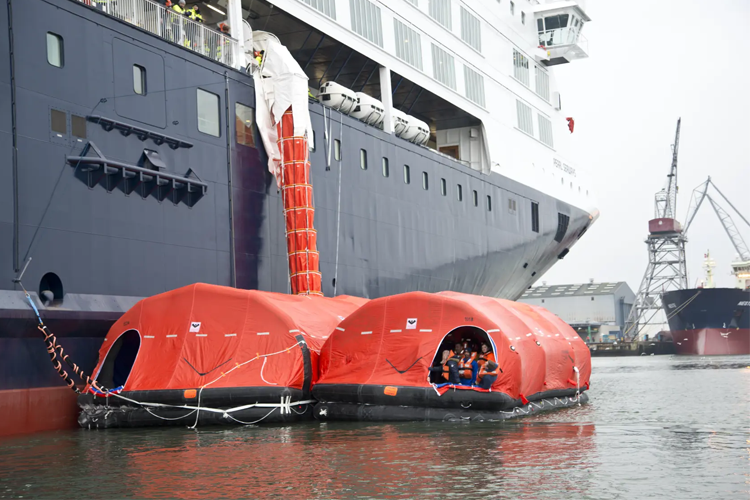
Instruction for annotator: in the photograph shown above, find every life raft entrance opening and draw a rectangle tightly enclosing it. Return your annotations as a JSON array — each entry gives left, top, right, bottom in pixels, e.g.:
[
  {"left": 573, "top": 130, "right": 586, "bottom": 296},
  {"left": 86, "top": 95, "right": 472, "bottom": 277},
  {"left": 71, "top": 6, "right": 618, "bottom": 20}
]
[
  {"left": 429, "top": 326, "right": 495, "bottom": 384},
  {"left": 95, "top": 330, "right": 141, "bottom": 389}
]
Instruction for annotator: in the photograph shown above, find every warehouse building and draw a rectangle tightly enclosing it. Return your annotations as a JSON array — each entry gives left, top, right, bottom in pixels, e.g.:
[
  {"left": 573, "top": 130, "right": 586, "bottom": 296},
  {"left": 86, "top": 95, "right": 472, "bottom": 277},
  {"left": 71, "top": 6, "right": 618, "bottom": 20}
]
[{"left": 519, "top": 282, "right": 635, "bottom": 342}]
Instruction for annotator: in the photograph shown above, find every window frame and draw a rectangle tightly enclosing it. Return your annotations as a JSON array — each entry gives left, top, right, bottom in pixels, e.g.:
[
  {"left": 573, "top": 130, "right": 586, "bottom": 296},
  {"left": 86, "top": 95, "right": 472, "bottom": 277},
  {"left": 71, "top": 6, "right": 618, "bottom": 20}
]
[
  {"left": 235, "top": 102, "right": 256, "bottom": 148},
  {"left": 46, "top": 32, "right": 64, "bottom": 68},
  {"left": 531, "top": 201, "right": 540, "bottom": 233},
  {"left": 334, "top": 139, "right": 341, "bottom": 160},
  {"left": 487, "top": 195, "right": 492, "bottom": 211},
  {"left": 196, "top": 88, "right": 221, "bottom": 137},
  {"left": 472, "top": 190, "right": 478, "bottom": 207},
  {"left": 403, "top": 164, "right": 411, "bottom": 184},
  {"left": 360, "top": 149, "right": 368, "bottom": 170},
  {"left": 440, "top": 178, "right": 447, "bottom": 196},
  {"left": 382, "top": 157, "right": 389, "bottom": 177},
  {"left": 133, "top": 64, "right": 147, "bottom": 96},
  {"left": 457, "top": 184, "right": 463, "bottom": 202},
  {"left": 422, "top": 171, "right": 429, "bottom": 190}
]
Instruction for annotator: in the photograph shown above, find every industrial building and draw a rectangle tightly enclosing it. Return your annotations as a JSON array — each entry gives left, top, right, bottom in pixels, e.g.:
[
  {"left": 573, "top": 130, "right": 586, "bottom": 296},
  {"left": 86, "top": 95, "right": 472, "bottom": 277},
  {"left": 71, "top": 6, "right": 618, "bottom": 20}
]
[{"left": 519, "top": 282, "right": 635, "bottom": 342}]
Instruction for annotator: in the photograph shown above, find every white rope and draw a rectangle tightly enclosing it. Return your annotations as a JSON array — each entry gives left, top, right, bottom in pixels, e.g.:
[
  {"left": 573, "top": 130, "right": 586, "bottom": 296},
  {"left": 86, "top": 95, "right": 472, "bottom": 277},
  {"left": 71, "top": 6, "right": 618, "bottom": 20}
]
[
  {"left": 332, "top": 111, "right": 344, "bottom": 297},
  {"left": 260, "top": 357, "right": 278, "bottom": 385}
]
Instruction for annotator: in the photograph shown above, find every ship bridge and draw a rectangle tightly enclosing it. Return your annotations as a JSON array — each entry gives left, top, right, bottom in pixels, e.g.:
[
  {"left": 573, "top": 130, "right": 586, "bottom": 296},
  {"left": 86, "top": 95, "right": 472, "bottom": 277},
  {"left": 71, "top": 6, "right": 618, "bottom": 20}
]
[{"left": 533, "top": 0, "right": 590, "bottom": 66}]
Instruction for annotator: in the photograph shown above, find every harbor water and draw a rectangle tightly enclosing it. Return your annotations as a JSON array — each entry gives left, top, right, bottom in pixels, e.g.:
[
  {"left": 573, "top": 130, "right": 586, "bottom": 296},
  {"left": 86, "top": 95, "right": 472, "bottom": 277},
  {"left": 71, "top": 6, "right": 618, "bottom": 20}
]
[{"left": 1, "top": 355, "right": 748, "bottom": 499}]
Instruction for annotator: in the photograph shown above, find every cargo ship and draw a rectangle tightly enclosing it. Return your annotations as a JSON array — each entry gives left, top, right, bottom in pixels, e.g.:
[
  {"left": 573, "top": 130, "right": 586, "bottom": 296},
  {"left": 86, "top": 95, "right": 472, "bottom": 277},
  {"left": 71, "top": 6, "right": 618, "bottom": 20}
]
[
  {"left": 0, "top": 0, "right": 597, "bottom": 435},
  {"left": 663, "top": 255, "right": 750, "bottom": 355}
]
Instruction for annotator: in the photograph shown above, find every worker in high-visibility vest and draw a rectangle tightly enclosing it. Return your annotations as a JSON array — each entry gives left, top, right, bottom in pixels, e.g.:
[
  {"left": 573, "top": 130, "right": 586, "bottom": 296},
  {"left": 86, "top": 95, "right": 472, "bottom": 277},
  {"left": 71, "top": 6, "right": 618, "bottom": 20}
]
[{"left": 189, "top": 5, "right": 204, "bottom": 23}]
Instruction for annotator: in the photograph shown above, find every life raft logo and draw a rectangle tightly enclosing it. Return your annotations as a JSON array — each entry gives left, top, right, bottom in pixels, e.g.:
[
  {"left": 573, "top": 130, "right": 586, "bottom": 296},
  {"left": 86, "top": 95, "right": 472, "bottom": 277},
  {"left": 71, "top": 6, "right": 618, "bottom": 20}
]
[
  {"left": 406, "top": 318, "right": 417, "bottom": 330},
  {"left": 189, "top": 322, "right": 202, "bottom": 332},
  {"left": 738, "top": 301, "right": 750, "bottom": 307}
]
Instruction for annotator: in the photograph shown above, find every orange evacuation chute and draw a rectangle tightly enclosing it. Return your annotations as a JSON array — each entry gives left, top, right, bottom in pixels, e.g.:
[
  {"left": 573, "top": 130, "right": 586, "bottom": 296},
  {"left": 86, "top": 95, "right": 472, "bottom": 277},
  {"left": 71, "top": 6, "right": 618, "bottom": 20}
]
[{"left": 276, "top": 107, "right": 322, "bottom": 296}]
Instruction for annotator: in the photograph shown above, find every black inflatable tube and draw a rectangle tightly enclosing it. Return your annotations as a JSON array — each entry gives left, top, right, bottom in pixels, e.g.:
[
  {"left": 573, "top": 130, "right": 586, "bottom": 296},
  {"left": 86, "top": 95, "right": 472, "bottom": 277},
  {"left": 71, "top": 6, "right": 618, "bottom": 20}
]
[
  {"left": 79, "top": 403, "right": 314, "bottom": 429},
  {"left": 77, "top": 386, "right": 313, "bottom": 428},
  {"left": 79, "top": 386, "right": 305, "bottom": 409},
  {"left": 312, "top": 384, "right": 584, "bottom": 411},
  {"left": 314, "top": 393, "right": 588, "bottom": 422}
]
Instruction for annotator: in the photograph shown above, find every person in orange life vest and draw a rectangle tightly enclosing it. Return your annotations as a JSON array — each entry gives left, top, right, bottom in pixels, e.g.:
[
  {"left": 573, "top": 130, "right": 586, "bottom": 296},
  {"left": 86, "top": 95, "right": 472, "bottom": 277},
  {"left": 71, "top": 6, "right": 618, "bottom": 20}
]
[
  {"left": 476, "top": 342, "right": 496, "bottom": 369},
  {"left": 429, "top": 352, "right": 461, "bottom": 384},
  {"left": 458, "top": 347, "right": 478, "bottom": 385},
  {"left": 446, "top": 343, "right": 463, "bottom": 361},
  {"left": 476, "top": 361, "right": 500, "bottom": 389}
]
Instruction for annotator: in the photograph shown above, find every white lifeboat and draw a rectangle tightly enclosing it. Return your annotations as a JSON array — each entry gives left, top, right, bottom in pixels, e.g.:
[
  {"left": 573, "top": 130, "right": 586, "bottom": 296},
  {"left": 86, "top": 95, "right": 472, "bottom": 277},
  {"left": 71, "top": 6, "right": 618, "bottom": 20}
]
[
  {"left": 319, "top": 81, "right": 357, "bottom": 114},
  {"left": 351, "top": 93, "right": 384, "bottom": 127},
  {"left": 400, "top": 115, "right": 430, "bottom": 146},
  {"left": 391, "top": 109, "right": 409, "bottom": 137}
]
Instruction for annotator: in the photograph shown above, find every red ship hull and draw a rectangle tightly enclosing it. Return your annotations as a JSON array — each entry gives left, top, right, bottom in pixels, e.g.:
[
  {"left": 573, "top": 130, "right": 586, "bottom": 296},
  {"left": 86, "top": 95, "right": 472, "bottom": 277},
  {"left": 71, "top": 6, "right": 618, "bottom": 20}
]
[{"left": 672, "top": 328, "right": 750, "bottom": 356}]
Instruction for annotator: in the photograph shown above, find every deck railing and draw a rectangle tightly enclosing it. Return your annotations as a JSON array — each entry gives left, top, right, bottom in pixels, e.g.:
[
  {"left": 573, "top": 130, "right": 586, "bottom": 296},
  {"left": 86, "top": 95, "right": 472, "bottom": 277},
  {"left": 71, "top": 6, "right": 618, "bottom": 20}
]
[
  {"left": 538, "top": 27, "right": 589, "bottom": 54},
  {"left": 77, "top": 0, "right": 238, "bottom": 67}
]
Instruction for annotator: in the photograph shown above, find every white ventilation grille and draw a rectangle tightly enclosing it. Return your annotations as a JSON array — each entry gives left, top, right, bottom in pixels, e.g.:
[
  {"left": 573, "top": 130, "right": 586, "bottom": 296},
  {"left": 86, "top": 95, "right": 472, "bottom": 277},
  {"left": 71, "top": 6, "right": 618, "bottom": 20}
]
[
  {"left": 460, "top": 7, "right": 481, "bottom": 52},
  {"left": 535, "top": 66, "right": 550, "bottom": 101},
  {"left": 431, "top": 44, "right": 456, "bottom": 89},
  {"left": 516, "top": 100, "right": 533, "bottom": 135},
  {"left": 513, "top": 48, "right": 529, "bottom": 87},
  {"left": 463, "top": 65, "right": 485, "bottom": 107},
  {"left": 394, "top": 19, "right": 423, "bottom": 70},
  {"left": 301, "top": 0, "right": 336, "bottom": 18},
  {"left": 428, "top": 0, "right": 452, "bottom": 30},
  {"left": 350, "top": 0, "right": 383, "bottom": 47},
  {"left": 538, "top": 114, "right": 554, "bottom": 147}
]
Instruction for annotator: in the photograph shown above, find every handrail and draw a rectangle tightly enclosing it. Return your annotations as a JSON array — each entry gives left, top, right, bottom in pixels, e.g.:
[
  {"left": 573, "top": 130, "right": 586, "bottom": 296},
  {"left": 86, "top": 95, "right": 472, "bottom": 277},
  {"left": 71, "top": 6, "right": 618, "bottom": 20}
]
[
  {"left": 87, "top": 115, "right": 194, "bottom": 149},
  {"left": 538, "top": 27, "right": 588, "bottom": 51},
  {"left": 75, "top": 0, "right": 238, "bottom": 68}
]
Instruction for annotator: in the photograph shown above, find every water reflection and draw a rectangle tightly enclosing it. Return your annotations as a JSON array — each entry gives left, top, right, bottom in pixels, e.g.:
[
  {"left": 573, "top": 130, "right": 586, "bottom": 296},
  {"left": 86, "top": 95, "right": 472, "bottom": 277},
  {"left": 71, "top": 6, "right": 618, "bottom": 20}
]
[{"left": 1, "top": 355, "right": 749, "bottom": 499}]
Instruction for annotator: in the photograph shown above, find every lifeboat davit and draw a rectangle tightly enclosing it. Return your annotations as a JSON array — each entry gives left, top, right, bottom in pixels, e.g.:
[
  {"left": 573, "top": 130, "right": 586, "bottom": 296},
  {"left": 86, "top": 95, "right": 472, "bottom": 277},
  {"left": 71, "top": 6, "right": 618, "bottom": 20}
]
[
  {"left": 313, "top": 291, "right": 591, "bottom": 422},
  {"left": 78, "top": 284, "right": 366, "bottom": 428}
]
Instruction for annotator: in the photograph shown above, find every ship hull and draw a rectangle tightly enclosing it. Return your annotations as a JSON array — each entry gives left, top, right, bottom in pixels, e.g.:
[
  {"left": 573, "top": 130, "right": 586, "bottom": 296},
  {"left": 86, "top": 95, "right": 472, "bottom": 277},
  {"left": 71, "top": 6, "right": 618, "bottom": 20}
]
[
  {"left": 662, "top": 288, "right": 750, "bottom": 356},
  {"left": 0, "top": 0, "right": 595, "bottom": 436}
]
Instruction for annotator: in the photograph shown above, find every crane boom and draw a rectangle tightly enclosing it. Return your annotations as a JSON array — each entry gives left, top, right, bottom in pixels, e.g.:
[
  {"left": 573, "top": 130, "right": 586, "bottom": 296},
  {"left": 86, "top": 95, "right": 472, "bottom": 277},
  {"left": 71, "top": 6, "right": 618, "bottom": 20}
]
[
  {"left": 706, "top": 196, "right": 750, "bottom": 261},
  {"left": 664, "top": 118, "right": 681, "bottom": 219},
  {"left": 683, "top": 177, "right": 750, "bottom": 261}
]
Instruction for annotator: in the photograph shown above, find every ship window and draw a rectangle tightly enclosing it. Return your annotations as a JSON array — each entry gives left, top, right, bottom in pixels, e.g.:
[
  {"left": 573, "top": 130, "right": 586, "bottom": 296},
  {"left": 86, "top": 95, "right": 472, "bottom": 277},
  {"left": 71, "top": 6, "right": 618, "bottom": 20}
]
[
  {"left": 46, "top": 32, "right": 64, "bottom": 68},
  {"left": 422, "top": 171, "right": 429, "bottom": 190},
  {"left": 50, "top": 109, "right": 66, "bottom": 135},
  {"left": 521, "top": 11, "right": 526, "bottom": 25},
  {"left": 538, "top": 115, "right": 553, "bottom": 147},
  {"left": 440, "top": 178, "right": 447, "bottom": 196},
  {"left": 350, "top": 0, "right": 384, "bottom": 47},
  {"left": 71, "top": 115, "right": 86, "bottom": 139},
  {"left": 487, "top": 195, "right": 492, "bottom": 211},
  {"left": 197, "top": 88, "right": 220, "bottom": 137},
  {"left": 428, "top": 0, "right": 452, "bottom": 30},
  {"left": 516, "top": 100, "right": 533, "bottom": 135},
  {"left": 235, "top": 103, "right": 256, "bottom": 148},
  {"left": 457, "top": 184, "right": 463, "bottom": 202},
  {"left": 510, "top": 1, "right": 515, "bottom": 15},
  {"left": 513, "top": 49, "right": 529, "bottom": 87},
  {"left": 554, "top": 213, "right": 570, "bottom": 242},
  {"left": 472, "top": 190, "right": 478, "bottom": 207},
  {"left": 403, "top": 164, "right": 410, "bottom": 184},
  {"left": 535, "top": 66, "right": 550, "bottom": 101},
  {"left": 334, "top": 139, "right": 341, "bottom": 160},
  {"left": 431, "top": 44, "right": 456, "bottom": 90},
  {"left": 394, "top": 19, "right": 423, "bottom": 70},
  {"left": 301, "top": 0, "right": 336, "bottom": 19},
  {"left": 311, "top": 130, "right": 316, "bottom": 151},
  {"left": 382, "top": 157, "right": 389, "bottom": 177},
  {"left": 133, "top": 65, "right": 146, "bottom": 95},
  {"left": 460, "top": 7, "right": 481, "bottom": 52},
  {"left": 531, "top": 201, "right": 539, "bottom": 232},
  {"left": 464, "top": 66, "right": 485, "bottom": 107},
  {"left": 509, "top": 198, "right": 517, "bottom": 213},
  {"left": 360, "top": 149, "right": 368, "bottom": 170}
]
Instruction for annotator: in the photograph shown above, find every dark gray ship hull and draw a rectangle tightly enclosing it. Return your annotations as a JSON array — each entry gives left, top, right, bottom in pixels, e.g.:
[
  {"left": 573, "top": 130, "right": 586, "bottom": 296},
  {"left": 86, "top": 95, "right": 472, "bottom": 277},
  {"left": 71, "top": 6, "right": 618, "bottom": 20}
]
[{"left": 0, "top": 0, "right": 592, "bottom": 435}]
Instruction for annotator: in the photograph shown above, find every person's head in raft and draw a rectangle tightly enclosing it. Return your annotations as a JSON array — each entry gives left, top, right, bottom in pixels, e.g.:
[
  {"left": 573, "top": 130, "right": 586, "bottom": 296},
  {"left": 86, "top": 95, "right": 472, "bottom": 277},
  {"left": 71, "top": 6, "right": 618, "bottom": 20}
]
[
  {"left": 453, "top": 343, "right": 464, "bottom": 356},
  {"left": 462, "top": 346, "right": 472, "bottom": 360},
  {"left": 480, "top": 342, "right": 491, "bottom": 355}
]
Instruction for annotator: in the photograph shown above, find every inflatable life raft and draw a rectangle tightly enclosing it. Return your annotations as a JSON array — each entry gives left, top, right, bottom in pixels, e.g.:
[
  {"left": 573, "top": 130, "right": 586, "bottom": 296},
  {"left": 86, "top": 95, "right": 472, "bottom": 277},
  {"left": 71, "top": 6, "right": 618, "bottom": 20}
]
[
  {"left": 313, "top": 291, "right": 591, "bottom": 422},
  {"left": 78, "top": 284, "right": 366, "bottom": 428}
]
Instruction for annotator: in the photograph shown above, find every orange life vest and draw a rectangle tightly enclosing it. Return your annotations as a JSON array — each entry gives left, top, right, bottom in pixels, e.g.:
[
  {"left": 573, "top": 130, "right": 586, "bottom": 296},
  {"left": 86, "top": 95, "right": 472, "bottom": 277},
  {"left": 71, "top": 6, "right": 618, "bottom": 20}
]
[
  {"left": 476, "top": 351, "right": 496, "bottom": 369},
  {"left": 477, "top": 363, "right": 500, "bottom": 384},
  {"left": 458, "top": 353, "right": 476, "bottom": 379}
]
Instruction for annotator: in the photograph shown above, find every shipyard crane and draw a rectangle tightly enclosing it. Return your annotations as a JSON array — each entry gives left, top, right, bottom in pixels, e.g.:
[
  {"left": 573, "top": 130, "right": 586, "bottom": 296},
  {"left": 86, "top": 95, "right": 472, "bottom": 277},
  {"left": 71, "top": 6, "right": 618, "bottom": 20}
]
[{"left": 624, "top": 119, "right": 688, "bottom": 341}]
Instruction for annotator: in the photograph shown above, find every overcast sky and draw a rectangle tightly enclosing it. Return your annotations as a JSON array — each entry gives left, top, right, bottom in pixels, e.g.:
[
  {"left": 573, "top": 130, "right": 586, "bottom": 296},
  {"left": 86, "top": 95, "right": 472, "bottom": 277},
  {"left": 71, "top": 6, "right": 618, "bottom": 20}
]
[{"left": 540, "top": 0, "right": 750, "bottom": 295}]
